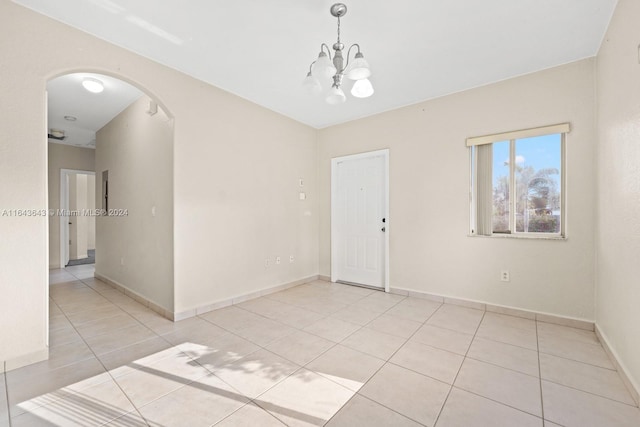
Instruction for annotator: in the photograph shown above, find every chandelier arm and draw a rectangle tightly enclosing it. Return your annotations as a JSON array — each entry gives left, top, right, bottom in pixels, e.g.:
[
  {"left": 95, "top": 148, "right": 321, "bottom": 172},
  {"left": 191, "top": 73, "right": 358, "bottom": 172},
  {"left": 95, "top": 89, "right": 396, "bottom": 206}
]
[
  {"left": 320, "top": 43, "right": 333, "bottom": 60},
  {"left": 344, "top": 43, "right": 362, "bottom": 69},
  {"left": 307, "top": 61, "right": 316, "bottom": 74}
]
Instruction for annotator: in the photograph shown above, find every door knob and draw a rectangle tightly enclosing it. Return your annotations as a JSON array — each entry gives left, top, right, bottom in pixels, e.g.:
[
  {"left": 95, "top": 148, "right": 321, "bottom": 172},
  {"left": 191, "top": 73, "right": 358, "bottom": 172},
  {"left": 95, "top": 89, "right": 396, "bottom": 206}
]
[{"left": 381, "top": 227, "right": 386, "bottom": 232}]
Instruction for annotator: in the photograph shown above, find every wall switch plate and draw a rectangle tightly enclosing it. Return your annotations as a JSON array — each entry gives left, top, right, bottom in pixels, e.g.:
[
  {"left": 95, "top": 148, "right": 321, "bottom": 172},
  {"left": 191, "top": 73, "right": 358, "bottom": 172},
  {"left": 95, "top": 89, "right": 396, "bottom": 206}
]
[
  {"left": 299, "top": 192, "right": 306, "bottom": 200},
  {"left": 276, "top": 256, "right": 281, "bottom": 265},
  {"left": 501, "top": 270, "right": 510, "bottom": 282},
  {"left": 289, "top": 255, "right": 294, "bottom": 263}
]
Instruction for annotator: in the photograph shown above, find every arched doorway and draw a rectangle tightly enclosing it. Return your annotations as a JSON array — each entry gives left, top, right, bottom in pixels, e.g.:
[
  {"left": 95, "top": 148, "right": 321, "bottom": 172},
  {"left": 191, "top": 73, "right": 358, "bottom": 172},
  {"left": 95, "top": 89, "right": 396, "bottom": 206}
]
[{"left": 47, "top": 71, "right": 175, "bottom": 325}]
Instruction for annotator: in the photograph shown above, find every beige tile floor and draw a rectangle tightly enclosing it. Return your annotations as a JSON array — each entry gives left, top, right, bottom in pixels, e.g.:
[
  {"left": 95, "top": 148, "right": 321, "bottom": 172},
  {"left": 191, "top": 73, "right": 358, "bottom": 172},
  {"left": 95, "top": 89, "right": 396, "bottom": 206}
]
[{"left": 1, "top": 265, "right": 639, "bottom": 426}]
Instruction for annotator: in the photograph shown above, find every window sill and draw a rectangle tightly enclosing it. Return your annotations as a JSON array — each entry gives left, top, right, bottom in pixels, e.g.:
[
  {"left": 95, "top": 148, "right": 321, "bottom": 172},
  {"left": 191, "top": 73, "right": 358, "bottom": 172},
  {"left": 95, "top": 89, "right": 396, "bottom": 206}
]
[{"left": 468, "top": 233, "right": 567, "bottom": 241}]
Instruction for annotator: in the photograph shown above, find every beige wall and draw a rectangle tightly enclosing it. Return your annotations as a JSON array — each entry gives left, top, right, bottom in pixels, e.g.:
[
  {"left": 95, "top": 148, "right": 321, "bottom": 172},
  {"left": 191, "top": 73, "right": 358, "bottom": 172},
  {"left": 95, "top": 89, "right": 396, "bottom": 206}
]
[
  {"left": 0, "top": 1, "right": 318, "bottom": 368},
  {"left": 47, "top": 143, "right": 95, "bottom": 268},
  {"left": 95, "top": 96, "right": 174, "bottom": 311},
  {"left": 173, "top": 94, "right": 319, "bottom": 315},
  {"left": 319, "top": 59, "right": 597, "bottom": 320},
  {"left": 595, "top": 0, "right": 640, "bottom": 398}
]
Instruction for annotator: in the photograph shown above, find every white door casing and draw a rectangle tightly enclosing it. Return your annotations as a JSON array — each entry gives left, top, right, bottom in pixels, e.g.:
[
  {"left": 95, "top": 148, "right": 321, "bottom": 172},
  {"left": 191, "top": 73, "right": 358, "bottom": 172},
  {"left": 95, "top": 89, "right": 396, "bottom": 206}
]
[
  {"left": 59, "top": 169, "right": 95, "bottom": 268},
  {"left": 331, "top": 149, "right": 389, "bottom": 291}
]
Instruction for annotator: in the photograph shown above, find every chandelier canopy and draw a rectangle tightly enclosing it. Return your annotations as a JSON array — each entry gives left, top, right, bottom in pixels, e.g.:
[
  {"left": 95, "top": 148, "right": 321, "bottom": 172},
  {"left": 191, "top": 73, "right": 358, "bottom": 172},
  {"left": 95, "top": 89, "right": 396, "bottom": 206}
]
[{"left": 303, "top": 3, "right": 374, "bottom": 104}]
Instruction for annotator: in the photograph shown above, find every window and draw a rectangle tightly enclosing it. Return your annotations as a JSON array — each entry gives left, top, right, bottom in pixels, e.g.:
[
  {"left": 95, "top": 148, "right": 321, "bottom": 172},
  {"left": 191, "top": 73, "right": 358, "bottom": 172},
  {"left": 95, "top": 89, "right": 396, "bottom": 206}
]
[{"left": 468, "top": 123, "right": 568, "bottom": 238}]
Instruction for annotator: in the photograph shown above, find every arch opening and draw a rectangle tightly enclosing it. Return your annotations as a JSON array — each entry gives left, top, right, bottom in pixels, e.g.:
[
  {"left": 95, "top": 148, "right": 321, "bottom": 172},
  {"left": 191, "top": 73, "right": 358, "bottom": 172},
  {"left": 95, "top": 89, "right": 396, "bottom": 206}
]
[{"left": 47, "top": 71, "right": 175, "bottom": 321}]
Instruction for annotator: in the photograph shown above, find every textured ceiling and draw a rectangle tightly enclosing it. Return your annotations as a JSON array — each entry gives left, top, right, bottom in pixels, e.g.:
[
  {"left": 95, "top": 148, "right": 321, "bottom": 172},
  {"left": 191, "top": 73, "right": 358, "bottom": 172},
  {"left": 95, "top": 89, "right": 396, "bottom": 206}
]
[{"left": 19, "top": 0, "right": 617, "bottom": 129}]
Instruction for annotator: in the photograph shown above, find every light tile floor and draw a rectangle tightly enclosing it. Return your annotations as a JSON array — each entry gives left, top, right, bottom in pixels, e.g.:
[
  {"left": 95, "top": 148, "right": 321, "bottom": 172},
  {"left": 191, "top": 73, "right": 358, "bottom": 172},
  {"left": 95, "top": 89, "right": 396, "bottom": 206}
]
[{"left": 1, "top": 265, "right": 639, "bottom": 426}]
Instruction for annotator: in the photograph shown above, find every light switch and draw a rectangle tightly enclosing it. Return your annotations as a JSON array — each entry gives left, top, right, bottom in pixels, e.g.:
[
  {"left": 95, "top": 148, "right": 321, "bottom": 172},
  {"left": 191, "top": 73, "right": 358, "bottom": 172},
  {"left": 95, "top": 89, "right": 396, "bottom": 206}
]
[
  {"left": 299, "top": 192, "right": 306, "bottom": 200},
  {"left": 151, "top": 206, "right": 156, "bottom": 217}
]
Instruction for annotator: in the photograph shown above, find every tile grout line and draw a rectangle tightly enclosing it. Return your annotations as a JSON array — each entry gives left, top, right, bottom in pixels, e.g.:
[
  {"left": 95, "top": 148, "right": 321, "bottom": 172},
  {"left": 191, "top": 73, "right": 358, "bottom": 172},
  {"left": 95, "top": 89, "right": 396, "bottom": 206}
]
[
  {"left": 205, "top": 287, "right": 639, "bottom": 423},
  {"left": 332, "top": 393, "right": 431, "bottom": 427},
  {"left": 221, "top": 287, "right": 409, "bottom": 425},
  {"left": 51, "top": 271, "right": 170, "bottom": 426},
  {"left": 537, "top": 378, "right": 640, "bottom": 408},
  {"left": 52, "top": 279, "right": 624, "bottom": 422},
  {"left": 536, "top": 320, "right": 546, "bottom": 424},
  {"left": 474, "top": 320, "right": 616, "bottom": 372},
  {"left": 536, "top": 349, "right": 616, "bottom": 371},
  {"left": 88, "top": 285, "right": 254, "bottom": 426},
  {"left": 173, "top": 288, "right": 638, "bottom": 424},
  {"left": 368, "top": 299, "right": 449, "bottom": 422},
  {"left": 211, "top": 401, "right": 284, "bottom": 427},
  {"left": 323, "top": 297, "right": 432, "bottom": 426},
  {"left": 199, "top": 286, "right": 394, "bottom": 370},
  {"left": 324, "top": 296, "right": 444, "bottom": 427},
  {"left": 47, "top": 276, "right": 636, "bottom": 426},
  {"left": 192, "top": 316, "right": 307, "bottom": 412},
  {"left": 210, "top": 288, "right": 407, "bottom": 423},
  {"left": 52, "top": 289, "right": 152, "bottom": 426},
  {"left": 432, "top": 309, "right": 487, "bottom": 427},
  {"left": 296, "top": 291, "right": 408, "bottom": 375},
  {"left": 449, "top": 349, "right": 636, "bottom": 407},
  {"left": 3, "top": 364, "right": 12, "bottom": 427},
  {"left": 447, "top": 386, "right": 547, "bottom": 421}
]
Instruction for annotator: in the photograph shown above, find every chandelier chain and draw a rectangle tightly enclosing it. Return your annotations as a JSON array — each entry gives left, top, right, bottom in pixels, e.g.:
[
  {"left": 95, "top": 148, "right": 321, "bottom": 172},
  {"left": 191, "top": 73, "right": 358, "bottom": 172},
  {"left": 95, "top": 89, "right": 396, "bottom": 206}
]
[{"left": 337, "top": 16, "right": 341, "bottom": 44}]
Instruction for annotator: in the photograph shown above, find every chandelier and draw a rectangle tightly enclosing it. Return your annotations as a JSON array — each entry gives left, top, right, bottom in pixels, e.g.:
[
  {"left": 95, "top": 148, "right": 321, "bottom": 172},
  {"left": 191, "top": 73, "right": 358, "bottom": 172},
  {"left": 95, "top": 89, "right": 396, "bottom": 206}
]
[{"left": 303, "top": 3, "right": 374, "bottom": 104}]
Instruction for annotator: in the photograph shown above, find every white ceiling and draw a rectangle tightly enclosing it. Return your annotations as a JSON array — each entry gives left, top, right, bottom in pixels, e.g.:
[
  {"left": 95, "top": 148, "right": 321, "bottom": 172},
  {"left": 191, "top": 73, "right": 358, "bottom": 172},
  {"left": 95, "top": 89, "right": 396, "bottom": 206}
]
[
  {"left": 47, "top": 73, "right": 142, "bottom": 148},
  {"left": 21, "top": 0, "right": 617, "bottom": 129}
]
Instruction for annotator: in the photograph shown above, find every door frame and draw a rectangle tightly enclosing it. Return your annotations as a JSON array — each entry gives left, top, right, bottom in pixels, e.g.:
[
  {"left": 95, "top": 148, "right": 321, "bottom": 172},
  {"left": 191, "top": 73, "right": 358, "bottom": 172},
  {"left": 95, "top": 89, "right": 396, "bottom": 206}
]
[
  {"left": 331, "top": 149, "right": 390, "bottom": 292},
  {"left": 59, "top": 168, "right": 95, "bottom": 268}
]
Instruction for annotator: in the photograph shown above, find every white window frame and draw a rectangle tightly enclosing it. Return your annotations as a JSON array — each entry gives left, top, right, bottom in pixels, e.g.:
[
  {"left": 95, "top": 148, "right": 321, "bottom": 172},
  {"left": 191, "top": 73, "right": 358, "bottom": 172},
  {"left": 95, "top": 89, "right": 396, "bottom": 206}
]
[{"left": 468, "top": 123, "right": 569, "bottom": 239}]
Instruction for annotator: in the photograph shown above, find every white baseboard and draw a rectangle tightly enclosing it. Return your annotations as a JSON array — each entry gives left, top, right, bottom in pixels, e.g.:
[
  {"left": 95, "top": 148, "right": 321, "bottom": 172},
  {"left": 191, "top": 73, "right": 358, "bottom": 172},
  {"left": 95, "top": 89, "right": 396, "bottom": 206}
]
[
  {"left": 96, "top": 273, "right": 321, "bottom": 322},
  {"left": 94, "top": 273, "right": 172, "bottom": 320},
  {"left": 595, "top": 325, "right": 640, "bottom": 406},
  {"left": 3, "top": 347, "right": 49, "bottom": 372},
  {"left": 173, "top": 275, "right": 320, "bottom": 321},
  {"left": 344, "top": 280, "right": 639, "bottom": 405},
  {"left": 388, "top": 285, "right": 594, "bottom": 330}
]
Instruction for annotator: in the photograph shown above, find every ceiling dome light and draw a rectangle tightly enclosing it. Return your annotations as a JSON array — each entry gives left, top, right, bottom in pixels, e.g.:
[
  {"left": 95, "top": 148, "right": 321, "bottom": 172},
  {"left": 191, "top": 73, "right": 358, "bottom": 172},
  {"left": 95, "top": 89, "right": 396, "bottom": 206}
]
[
  {"left": 64, "top": 115, "right": 77, "bottom": 121},
  {"left": 82, "top": 77, "right": 104, "bottom": 93},
  {"left": 351, "top": 78, "right": 374, "bottom": 98}
]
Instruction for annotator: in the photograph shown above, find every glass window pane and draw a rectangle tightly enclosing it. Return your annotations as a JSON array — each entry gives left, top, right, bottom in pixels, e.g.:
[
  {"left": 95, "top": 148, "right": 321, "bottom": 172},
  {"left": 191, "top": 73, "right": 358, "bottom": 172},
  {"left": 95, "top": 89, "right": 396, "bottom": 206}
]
[
  {"left": 492, "top": 140, "right": 510, "bottom": 233},
  {"left": 515, "top": 134, "right": 562, "bottom": 233}
]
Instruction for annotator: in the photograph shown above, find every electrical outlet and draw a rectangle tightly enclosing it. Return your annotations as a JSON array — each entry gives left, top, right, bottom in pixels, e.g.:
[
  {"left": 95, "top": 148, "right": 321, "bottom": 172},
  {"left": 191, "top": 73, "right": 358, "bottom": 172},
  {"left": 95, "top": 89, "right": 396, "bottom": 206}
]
[
  {"left": 289, "top": 255, "right": 294, "bottom": 263},
  {"left": 501, "top": 270, "right": 510, "bottom": 282},
  {"left": 276, "top": 256, "right": 281, "bottom": 265}
]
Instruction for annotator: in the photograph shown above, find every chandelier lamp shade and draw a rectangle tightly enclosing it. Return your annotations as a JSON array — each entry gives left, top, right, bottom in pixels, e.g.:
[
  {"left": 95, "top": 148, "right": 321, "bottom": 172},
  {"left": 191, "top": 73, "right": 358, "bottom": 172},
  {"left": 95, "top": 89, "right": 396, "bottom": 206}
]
[{"left": 303, "top": 3, "right": 374, "bottom": 104}]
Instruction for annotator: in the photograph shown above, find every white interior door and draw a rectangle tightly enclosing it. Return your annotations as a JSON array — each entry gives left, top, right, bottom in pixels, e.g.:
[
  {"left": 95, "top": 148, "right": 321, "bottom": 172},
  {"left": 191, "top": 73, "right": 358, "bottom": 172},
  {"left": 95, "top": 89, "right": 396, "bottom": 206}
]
[{"left": 332, "top": 150, "right": 388, "bottom": 290}]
